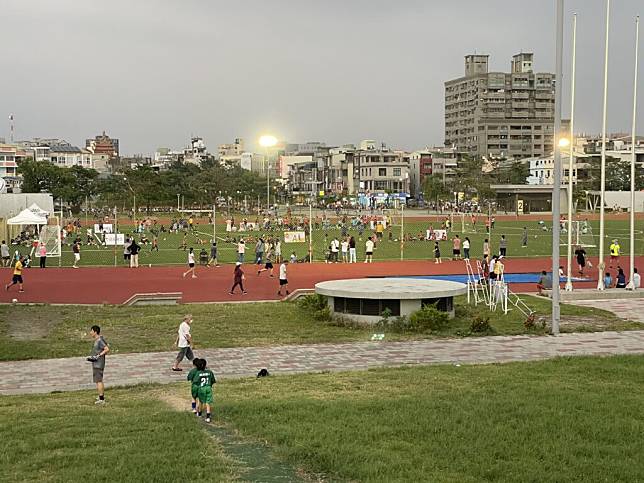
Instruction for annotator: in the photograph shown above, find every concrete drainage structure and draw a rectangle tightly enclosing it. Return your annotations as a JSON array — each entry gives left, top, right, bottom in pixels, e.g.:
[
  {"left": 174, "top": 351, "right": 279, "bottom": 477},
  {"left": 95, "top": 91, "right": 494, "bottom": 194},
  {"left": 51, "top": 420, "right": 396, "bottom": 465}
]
[{"left": 315, "top": 278, "right": 468, "bottom": 324}]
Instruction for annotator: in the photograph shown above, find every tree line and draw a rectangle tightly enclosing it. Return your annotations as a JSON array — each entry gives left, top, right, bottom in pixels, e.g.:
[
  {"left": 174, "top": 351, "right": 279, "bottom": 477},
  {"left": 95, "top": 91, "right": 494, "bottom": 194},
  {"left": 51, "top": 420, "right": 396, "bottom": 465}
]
[{"left": 17, "top": 159, "right": 267, "bottom": 210}]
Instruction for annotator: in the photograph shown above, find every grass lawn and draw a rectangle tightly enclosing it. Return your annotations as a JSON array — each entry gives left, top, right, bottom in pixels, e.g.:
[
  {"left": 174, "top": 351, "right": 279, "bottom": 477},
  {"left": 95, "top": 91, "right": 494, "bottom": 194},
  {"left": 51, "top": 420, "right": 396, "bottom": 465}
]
[
  {"left": 12, "top": 217, "right": 643, "bottom": 266},
  {"left": 0, "top": 296, "right": 637, "bottom": 362},
  {"left": 211, "top": 355, "right": 644, "bottom": 482},
  {"left": 1, "top": 356, "right": 642, "bottom": 482},
  {"left": 0, "top": 388, "right": 236, "bottom": 482}
]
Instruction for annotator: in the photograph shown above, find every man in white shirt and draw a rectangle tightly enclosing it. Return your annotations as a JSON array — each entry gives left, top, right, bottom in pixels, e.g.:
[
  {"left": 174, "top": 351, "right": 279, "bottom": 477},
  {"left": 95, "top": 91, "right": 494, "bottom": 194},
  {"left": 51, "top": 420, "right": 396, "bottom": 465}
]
[
  {"left": 171, "top": 315, "right": 194, "bottom": 371},
  {"left": 330, "top": 237, "right": 339, "bottom": 263},
  {"left": 237, "top": 239, "right": 245, "bottom": 263},
  {"left": 365, "top": 237, "right": 375, "bottom": 263},
  {"left": 277, "top": 260, "right": 289, "bottom": 296}
]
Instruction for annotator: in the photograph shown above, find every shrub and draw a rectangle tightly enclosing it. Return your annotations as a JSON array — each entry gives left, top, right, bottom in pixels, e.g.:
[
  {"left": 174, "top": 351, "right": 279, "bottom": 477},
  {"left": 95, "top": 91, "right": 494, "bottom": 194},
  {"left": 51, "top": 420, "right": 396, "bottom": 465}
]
[
  {"left": 470, "top": 315, "right": 493, "bottom": 334},
  {"left": 524, "top": 313, "right": 546, "bottom": 331},
  {"left": 297, "top": 294, "right": 331, "bottom": 321},
  {"left": 407, "top": 304, "right": 449, "bottom": 332}
]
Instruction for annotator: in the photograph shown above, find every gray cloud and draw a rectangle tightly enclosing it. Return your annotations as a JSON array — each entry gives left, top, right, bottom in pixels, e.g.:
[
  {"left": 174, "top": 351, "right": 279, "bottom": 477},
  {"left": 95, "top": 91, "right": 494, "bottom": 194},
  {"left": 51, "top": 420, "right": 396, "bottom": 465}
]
[{"left": 0, "top": 0, "right": 641, "bottom": 154}]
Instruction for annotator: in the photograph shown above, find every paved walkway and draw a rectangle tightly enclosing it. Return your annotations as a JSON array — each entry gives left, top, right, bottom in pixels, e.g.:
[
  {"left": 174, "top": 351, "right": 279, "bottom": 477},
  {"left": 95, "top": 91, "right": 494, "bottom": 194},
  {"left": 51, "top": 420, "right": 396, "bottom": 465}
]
[
  {"left": 1, "top": 330, "right": 643, "bottom": 395},
  {"left": 571, "top": 299, "right": 644, "bottom": 323}
]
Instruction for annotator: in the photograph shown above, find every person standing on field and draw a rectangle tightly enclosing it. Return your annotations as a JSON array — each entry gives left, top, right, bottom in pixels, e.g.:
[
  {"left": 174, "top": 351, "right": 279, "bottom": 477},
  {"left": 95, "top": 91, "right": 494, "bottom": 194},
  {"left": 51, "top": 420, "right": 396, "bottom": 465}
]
[
  {"left": 237, "top": 239, "right": 245, "bottom": 263},
  {"left": 521, "top": 227, "right": 528, "bottom": 248},
  {"left": 349, "top": 236, "right": 357, "bottom": 263},
  {"left": 433, "top": 241, "right": 442, "bottom": 264},
  {"left": 462, "top": 237, "right": 470, "bottom": 260},
  {"left": 182, "top": 247, "right": 197, "bottom": 278},
  {"left": 88, "top": 325, "right": 110, "bottom": 404},
  {"left": 498, "top": 235, "right": 507, "bottom": 258},
  {"left": 38, "top": 242, "right": 47, "bottom": 268},
  {"left": 5, "top": 255, "right": 25, "bottom": 292},
  {"left": 229, "top": 262, "right": 246, "bottom": 294},
  {"left": 129, "top": 238, "right": 140, "bottom": 268},
  {"left": 207, "top": 241, "right": 219, "bottom": 267},
  {"left": 277, "top": 260, "right": 289, "bottom": 296},
  {"left": 1, "top": 240, "right": 11, "bottom": 267},
  {"left": 72, "top": 241, "right": 81, "bottom": 269},
  {"left": 171, "top": 315, "right": 194, "bottom": 372},
  {"left": 452, "top": 235, "right": 461, "bottom": 261},
  {"left": 364, "top": 236, "right": 374, "bottom": 263}
]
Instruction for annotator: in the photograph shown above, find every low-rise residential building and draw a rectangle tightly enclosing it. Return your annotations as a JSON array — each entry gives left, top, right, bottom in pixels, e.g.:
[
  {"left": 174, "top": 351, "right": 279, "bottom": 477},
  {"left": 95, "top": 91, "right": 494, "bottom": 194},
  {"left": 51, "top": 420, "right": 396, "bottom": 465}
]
[
  {"left": 49, "top": 146, "right": 93, "bottom": 168},
  {"left": 218, "top": 138, "right": 244, "bottom": 157},
  {"left": 0, "top": 144, "right": 29, "bottom": 191},
  {"left": 409, "top": 150, "right": 433, "bottom": 198},
  {"left": 355, "top": 148, "right": 410, "bottom": 194}
]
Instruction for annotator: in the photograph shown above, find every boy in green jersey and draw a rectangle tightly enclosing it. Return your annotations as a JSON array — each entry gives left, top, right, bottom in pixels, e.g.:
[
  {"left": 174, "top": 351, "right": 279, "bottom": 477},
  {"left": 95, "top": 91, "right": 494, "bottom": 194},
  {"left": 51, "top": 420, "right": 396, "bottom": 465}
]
[
  {"left": 186, "top": 358, "right": 201, "bottom": 414},
  {"left": 192, "top": 358, "right": 216, "bottom": 423}
]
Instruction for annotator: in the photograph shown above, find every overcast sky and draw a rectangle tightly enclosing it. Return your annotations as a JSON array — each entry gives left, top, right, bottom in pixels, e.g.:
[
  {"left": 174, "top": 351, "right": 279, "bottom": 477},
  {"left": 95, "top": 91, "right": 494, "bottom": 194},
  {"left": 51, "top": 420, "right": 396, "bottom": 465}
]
[{"left": 1, "top": 0, "right": 641, "bottom": 155}]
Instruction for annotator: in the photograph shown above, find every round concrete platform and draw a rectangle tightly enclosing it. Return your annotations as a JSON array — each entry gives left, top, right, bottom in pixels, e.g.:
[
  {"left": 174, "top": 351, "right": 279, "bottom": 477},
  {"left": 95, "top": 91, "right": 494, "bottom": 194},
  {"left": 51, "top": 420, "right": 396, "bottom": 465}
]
[{"left": 315, "top": 278, "right": 468, "bottom": 323}]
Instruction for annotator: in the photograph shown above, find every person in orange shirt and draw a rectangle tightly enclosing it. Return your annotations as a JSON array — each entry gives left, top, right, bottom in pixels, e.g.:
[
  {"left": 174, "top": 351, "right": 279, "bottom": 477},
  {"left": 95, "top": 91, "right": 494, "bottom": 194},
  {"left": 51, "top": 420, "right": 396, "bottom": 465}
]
[{"left": 5, "top": 256, "right": 25, "bottom": 292}]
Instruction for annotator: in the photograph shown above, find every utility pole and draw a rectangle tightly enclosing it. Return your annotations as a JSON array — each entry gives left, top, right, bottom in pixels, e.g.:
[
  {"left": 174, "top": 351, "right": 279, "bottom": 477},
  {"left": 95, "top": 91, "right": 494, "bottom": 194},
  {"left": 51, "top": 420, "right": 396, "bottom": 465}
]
[{"left": 551, "top": 0, "right": 565, "bottom": 335}]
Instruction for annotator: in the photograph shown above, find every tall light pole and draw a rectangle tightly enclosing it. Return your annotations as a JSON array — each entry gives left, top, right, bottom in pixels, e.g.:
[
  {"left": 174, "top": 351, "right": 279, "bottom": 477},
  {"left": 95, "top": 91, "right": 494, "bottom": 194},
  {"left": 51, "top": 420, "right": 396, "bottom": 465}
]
[
  {"left": 551, "top": 0, "right": 565, "bottom": 335},
  {"left": 259, "top": 135, "right": 278, "bottom": 213},
  {"left": 124, "top": 177, "right": 136, "bottom": 222},
  {"left": 597, "top": 0, "right": 611, "bottom": 290},
  {"left": 565, "top": 13, "right": 577, "bottom": 292},
  {"left": 627, "top": 16, "right": 640, "bottom": 290}
]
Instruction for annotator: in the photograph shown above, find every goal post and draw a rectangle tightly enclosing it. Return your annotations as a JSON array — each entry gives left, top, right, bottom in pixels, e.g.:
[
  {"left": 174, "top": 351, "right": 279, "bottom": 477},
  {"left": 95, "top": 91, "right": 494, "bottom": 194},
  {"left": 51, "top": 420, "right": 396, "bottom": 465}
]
[
  {"left": 38, "top": 225, "right": 62, "bottom": 257},
  {"left": 559, "top": 220, "right": 596, "bottom": 247}
]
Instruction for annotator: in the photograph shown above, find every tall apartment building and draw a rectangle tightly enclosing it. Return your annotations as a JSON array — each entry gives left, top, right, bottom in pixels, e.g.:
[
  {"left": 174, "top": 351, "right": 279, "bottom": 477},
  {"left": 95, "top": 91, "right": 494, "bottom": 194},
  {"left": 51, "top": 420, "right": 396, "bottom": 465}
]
[{"left": 445, "top": 53, "right": 556, "bottom": 159}]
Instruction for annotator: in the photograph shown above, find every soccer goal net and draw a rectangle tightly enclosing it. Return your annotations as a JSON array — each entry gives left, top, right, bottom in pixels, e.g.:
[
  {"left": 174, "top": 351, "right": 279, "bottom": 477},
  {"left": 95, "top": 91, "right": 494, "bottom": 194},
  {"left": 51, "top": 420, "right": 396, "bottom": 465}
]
[
  {"left": 39, "top": 225, "right": 62, "bottom": 257},
  {"left": 559, "top": 220, "right": 596, "bottom": 247}
]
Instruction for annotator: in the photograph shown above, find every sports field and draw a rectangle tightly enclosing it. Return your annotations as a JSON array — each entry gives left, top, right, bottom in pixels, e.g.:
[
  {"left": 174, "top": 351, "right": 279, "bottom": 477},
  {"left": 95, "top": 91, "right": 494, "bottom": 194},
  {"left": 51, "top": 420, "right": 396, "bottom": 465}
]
[
  {"left": 13, "top": 214, "right": 643, "bottom": 266},
  {"left": 1, "top": 356, "right": 642, "bottom": 482}
]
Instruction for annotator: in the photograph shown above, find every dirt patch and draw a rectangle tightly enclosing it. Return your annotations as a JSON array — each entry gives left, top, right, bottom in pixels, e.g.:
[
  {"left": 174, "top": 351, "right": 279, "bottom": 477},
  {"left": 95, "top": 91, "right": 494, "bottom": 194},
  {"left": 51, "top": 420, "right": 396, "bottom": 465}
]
[{"left": 1, "top": 306, "right": 69, "bottom": 341}]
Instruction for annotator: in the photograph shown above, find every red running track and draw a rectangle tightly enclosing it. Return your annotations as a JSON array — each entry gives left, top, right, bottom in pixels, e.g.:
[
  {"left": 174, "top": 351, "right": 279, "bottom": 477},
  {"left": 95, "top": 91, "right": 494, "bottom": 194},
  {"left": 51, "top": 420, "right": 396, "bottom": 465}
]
[{"left": 2, "top": 257, "right": 640, "bottom": 305}]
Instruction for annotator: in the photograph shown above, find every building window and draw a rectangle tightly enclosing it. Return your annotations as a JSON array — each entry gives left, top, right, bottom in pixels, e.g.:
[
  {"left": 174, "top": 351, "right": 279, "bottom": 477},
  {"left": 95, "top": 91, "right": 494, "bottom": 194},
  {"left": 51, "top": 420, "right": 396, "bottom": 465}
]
[
  {"left": 393, "top": 168, "right": 401, "bottom": 176},
  {"left": 379, "top": 168, "right": 386, "bottom": 177}
]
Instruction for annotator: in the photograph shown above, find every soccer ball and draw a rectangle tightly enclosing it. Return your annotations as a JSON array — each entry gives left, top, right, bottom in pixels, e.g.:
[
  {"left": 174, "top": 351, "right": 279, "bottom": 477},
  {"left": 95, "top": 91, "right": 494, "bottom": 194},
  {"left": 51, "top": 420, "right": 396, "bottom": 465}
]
[{"left": 11, "top": 298, "right": 17, "bottom": 304}]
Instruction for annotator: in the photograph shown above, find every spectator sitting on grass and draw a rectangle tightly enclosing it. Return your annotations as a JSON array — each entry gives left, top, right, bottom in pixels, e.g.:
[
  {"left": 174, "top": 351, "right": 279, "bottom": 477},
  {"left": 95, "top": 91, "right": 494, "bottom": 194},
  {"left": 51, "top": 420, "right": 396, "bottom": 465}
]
[
  {"left": 615, "top": 267, "right": 626, "bottom": 289},
  {"left": 537, "top": 270, "right": 552, "bottom": 296},
  {"left": 199, "top": 248, "right": 208, "bottom": 266},
  {"left": 604, "top": 272, "right": 613, "bottom": 289}
]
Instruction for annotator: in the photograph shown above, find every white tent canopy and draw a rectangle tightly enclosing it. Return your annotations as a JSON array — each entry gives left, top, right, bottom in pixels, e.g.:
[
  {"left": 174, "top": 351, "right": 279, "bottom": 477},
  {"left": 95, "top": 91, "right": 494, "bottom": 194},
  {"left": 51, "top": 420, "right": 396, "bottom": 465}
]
[
  {"left": 28, "top": 203, "right": 49, "bottom": 217},
  {"left": 7, "top": 208, "right": 47, "bottom": 225}
]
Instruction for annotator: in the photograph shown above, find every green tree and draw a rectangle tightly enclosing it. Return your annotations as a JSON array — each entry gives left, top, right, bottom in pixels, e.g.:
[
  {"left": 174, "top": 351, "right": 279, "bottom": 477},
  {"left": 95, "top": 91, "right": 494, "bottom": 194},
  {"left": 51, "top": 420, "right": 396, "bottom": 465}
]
[{"left": 422, "top": 175, "right": 448, "bottom": 202}]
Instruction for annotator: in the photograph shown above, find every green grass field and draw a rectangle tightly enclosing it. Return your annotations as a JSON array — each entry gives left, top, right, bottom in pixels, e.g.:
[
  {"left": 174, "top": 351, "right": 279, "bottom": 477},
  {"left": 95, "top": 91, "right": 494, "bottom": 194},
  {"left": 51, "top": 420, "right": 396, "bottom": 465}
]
[
  {"left": 0, "top": 297, "right": 637, "bottom": 362},
  {"left": 12, "top": 216, "right": 643, "bottom": 266},
  {"left": 1, "top": 356, "right": 642, "bottom": 482}
]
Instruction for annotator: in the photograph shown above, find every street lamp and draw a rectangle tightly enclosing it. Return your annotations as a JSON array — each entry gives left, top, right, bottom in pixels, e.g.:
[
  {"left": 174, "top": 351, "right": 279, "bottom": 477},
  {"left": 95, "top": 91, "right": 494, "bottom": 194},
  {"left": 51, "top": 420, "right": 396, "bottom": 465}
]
[{"left": 259, "top": 135, "right": 278, "bottom": 212}]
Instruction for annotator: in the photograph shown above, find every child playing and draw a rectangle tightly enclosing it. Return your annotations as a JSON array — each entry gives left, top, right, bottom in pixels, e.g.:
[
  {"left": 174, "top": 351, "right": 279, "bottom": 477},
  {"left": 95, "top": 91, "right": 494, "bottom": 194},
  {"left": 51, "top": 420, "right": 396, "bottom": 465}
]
[
  {"left": 187, "top": 358, "right": 201, "bottom": 414},
  {"left": 191, "top": 358, "right": 216, "bottom": 423}
]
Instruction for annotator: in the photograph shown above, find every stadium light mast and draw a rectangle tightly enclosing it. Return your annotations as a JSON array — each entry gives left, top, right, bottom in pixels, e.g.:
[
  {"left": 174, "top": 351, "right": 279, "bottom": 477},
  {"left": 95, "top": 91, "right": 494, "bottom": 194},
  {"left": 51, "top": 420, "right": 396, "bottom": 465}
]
[
  {"left": 259, "top": 135, "right": 278, "bottom": 212},
  {"left": 627, "top": 16, "right": 640, "bottom": 290},
  {"left": 597, "top": 0, "right": 611, "bottom": 290},
  {"left": 551, "top": 0, "right": 565, "bottom": 335},
  {"left": 565, "top": 13, "right": 577, "bottom": 292}
]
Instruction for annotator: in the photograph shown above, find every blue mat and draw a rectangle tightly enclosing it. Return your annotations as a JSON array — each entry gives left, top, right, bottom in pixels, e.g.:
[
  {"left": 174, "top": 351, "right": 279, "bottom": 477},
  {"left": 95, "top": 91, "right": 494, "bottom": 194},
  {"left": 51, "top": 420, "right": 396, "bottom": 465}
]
[{"left": 397, "top": 273, "right": 591, "bottom": 284}]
